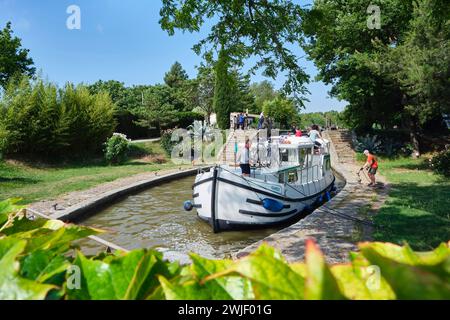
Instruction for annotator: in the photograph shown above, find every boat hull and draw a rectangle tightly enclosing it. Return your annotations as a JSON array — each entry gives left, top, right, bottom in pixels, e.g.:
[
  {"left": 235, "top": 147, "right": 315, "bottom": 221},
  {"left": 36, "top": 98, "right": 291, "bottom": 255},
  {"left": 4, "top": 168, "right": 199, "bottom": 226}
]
[{"left": 192, "top": 166, "right": 335, "bottom": 232}]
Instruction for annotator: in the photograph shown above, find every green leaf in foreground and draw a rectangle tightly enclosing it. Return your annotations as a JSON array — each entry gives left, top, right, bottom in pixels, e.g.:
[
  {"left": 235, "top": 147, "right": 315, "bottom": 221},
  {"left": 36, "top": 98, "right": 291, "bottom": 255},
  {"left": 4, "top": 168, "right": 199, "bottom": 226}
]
[
  {"left": 0, "top": 238, "right": 55, "bottom": 300},
  {"left": 206, "top": 243, "right": 305, "bottom": 300},
  {"left": 359, "top": 243, "right": 450, "bottom": 300},
  {"left": 68, "top": 249, "right": 160, "bottom": 300},
  {"left": 304, "top": 239, "right": 346, "bottom": 300}
]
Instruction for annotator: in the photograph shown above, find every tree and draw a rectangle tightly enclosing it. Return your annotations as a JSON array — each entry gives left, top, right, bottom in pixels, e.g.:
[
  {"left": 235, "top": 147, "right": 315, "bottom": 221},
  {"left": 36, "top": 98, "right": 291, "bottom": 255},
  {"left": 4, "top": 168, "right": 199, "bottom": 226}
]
[
  {"left": 213, "top": 49, "right": 237, "bottom": 129},
  {"left": 133, "top": 85, "right": 178, "bottom": 134},
  {"left": 164, "top": 61, "right": 189, "bottom": 88},
  {"left": 304, "top": 0, "right": 450, "bottom": 156},
  {"left": 369, "top": 0, "right": 450, "bottom": 156},
  {"left": 159, "top": 0, "right": 309, "bottom": 104},
  {"left": 250, "top": 81, "right": 279, "bottom": 113},
  {"left": 0, "top": 22, "right": 35, "bottom": 89},
  {"left": 196, "top": 62, "right": 215, "bottom": 125},
  {"left": 263, "top": 96, "right": 298, "bottom": 129},
  {"left": 230, "top": 69, "right": 256, "bottom": 114}
]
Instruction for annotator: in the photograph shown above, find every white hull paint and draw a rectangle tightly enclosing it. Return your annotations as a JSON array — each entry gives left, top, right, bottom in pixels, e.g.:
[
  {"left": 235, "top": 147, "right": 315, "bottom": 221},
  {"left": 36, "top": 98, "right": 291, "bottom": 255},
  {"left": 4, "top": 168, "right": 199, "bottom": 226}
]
[{"left": 192, "top": 160, "right": 335, "bottom": 232}]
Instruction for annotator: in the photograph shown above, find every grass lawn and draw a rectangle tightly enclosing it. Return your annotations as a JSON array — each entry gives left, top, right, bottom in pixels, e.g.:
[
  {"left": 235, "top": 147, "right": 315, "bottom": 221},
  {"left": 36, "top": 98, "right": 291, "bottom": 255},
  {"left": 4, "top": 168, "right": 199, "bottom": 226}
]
[
  {"left": 368, "top": 156, "right": 450, "bottom": 250},
  {"left": 0, "top": 141, "right": 183, "bottom": 205}
]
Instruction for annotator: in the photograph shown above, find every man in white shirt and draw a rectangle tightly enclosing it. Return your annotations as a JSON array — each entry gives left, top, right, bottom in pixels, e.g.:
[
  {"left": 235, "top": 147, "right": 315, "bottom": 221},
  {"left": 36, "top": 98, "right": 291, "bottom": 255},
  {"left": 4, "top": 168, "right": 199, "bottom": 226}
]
[{"left": 238, "top": 138, "right": 251, "bottom": 176}]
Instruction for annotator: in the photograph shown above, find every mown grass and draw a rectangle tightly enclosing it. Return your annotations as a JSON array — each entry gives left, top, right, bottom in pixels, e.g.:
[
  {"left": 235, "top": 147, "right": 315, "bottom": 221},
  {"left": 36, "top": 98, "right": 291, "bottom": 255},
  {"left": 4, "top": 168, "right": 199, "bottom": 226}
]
[
  {"left": 361, "top": 155, "right": 450, "bottom": 250},
  {"left": 0, "top": 142, "right": 183, "bottom": 205}
]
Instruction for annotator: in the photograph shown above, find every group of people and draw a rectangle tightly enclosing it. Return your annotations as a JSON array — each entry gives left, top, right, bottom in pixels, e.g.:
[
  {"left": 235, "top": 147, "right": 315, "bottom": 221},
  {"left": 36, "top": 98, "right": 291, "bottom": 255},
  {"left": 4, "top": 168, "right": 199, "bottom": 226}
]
[
  {"left": 236, "top": 122, "right": 379, "bottom": 186},
  {"left": 232, "top": 112, "right": 273, "bottom": 131},
  {"left": 233, "top": 113, "right": 251, "bottom": 130}
]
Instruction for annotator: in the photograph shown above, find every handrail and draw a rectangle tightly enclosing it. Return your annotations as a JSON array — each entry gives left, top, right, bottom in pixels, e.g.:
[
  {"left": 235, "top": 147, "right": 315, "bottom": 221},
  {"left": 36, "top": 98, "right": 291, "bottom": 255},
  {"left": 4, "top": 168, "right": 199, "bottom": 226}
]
[{"left": 26, "top": 208, "right": 129, "bottom": 253}]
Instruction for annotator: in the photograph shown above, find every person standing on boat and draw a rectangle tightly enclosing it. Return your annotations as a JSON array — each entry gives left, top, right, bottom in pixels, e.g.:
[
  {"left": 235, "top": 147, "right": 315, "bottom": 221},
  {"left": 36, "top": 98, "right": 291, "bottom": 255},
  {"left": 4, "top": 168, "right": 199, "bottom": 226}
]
[
  {"left": 309, "top": 124, "right": 323, "bottom": 151},
  {"left": 362, "top": 150, "right": 378, "bottom": 187},
  {"left": 238, "top": 138, "right": 251, "bottom": 177}
]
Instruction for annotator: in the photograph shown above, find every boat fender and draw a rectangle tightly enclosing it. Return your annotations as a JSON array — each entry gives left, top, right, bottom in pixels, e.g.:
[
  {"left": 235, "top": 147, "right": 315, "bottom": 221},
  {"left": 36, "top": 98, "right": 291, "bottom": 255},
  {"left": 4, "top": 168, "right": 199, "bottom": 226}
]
[
  {"left": 262, "top": 198, "right": 284, "bottom": 212},
  {"left": 326, "top": 192, "right": 332, "bottom": 201},
  {"left": 183, "top": 200, "right": 194, "bottom": 211}
]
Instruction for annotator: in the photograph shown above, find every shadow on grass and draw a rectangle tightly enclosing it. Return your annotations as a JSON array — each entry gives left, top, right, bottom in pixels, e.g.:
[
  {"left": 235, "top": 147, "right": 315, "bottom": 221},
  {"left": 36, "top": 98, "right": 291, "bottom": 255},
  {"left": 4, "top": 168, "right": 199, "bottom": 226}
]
[
  {"left": 0, "top": 177, "right": 40, "bottom": 184},
  {"left": 374, "top": 182, "right": 450, "bottom": 250}
]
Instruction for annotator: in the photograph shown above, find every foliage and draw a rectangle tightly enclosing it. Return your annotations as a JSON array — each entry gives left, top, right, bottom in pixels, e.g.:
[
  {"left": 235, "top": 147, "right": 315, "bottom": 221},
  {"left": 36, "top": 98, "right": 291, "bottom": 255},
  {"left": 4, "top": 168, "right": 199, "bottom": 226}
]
[
  {"left": 104, "top": 133, "right": 131, "bottom": 165},
  {"left": 262, "top": 97, "right": 298, "bottom": 129},
  {"left": 353, "top": 135, "right": 383, "bottom": 154},
  {"left": 0, "top": 22, "right": 35, "bottom": 89},
  {"left": 164, "top": 62, "right": 188, "bottom": 88},
  {"left": 0, "top": 198, "right": 449, "bottom": 300},
  {"left": 87, "top": 80, "right": 149, "bottom": 139},
  {"left": 298, "top": 111, "right": 343, "bottom": 130},
  {"left": 250, "top": 81, "right": 279, "bottom": 114},
  {"left": 196, "top": 62, "right": 215, "bottom": 125},
  {"left": 160, "top": 129, "right": 176, "bottom": 156},
  {"left": 213, "top": 49, "right": 236, "bottom": 129},
  {"left": 304, "top": 0, "right": 450, "bottom": 155},
  {"left": 133, "top": 85, "right": 179, "bottom": 133},
  {"left": 159, "top": 0, "right": 309, "bottom": 103},
  {"left": 0, "top": 122, "right": 8, "bottom": 159},
  {"left": 0, "top": 76, "right": 116, "bottom": 158},
  {"left": 430, "top": 149, "right": 450, "bottom": 177}
]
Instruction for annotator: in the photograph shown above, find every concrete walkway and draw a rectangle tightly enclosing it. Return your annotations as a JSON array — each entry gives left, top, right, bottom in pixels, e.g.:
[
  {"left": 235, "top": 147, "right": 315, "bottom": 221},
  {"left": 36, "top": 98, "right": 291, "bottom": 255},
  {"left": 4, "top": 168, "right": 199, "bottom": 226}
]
[
  {"left": 130, "top": 137, "right": 161, "bottom": 144},
  {"left": 236, "top": 130, "right": 390, "bottom": 264}
]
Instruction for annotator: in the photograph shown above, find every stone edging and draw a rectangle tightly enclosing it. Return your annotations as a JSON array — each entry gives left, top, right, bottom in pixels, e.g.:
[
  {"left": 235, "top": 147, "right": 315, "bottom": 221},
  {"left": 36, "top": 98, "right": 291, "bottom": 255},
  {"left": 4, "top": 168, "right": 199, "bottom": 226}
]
[{"left": 53, "top": 167, "right": 202, "bottom": 222}]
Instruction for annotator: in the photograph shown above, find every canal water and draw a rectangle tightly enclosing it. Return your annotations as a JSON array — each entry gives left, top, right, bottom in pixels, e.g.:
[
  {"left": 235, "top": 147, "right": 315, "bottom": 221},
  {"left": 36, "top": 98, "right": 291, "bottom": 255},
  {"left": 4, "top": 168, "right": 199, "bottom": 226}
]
[{"left": 79, "top": 175, "right": 344, "bottom": 262}]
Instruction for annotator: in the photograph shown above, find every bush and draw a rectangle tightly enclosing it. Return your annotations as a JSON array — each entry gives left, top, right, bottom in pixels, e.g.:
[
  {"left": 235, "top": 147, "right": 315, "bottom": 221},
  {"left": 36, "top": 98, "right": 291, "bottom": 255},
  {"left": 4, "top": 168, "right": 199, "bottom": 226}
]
[
  {"left": 173, "top": 111, "right": 205, "bottom": 129},
  {"left": 430, "top": 149, "right": 450, "bottom": 177},
  {"left": 0, "top": 123, "right": 8, "bottom": 160},
  {"left": 104, "top": 133, "right": 131, "bottom": 165},
  {"left": 0, "top": 76, "right": 117, "bottom": 158},
  {"left": 353, "top": 134, "right": 383, "bottom": 154},
  {"left": 160, "top": 129, "right": 176, "bottom": 156}
]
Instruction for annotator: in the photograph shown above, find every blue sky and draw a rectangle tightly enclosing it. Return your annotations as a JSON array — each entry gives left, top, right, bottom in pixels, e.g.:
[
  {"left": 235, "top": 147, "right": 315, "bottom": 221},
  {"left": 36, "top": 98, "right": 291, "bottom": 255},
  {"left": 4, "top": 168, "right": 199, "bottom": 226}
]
[{"left": 0, "top": 0, "right": 347, "bottom": 113}]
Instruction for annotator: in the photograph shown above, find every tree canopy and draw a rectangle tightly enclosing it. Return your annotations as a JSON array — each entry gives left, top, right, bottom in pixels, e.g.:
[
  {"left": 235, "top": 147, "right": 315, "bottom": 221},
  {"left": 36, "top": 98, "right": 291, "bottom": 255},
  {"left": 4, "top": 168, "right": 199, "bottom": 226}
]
[
  {"left": 159, "top": 0, "right": 310, "bottom": 104},
  {"left": 0, "top": 22, "right": 35, "bottom": 89},
  {"left": 304, "top": 0, "right": 450, "bottom": 155}
]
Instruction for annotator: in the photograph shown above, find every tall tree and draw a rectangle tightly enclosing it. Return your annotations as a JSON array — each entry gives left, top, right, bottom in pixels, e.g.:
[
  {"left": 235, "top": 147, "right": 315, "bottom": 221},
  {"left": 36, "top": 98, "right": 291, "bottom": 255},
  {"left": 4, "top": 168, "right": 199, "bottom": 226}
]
[
  {"left": 164, "top": 61, "right": 189, "bottom": 88},
  {"left": 0, "top": 22, "right": 35, "bottom": 89},
  {"left": 159, "top": 0, "right": 309, "bottom": 104},
  {"left": 213, "top": 49, "right": 236, "bottom": 129}
]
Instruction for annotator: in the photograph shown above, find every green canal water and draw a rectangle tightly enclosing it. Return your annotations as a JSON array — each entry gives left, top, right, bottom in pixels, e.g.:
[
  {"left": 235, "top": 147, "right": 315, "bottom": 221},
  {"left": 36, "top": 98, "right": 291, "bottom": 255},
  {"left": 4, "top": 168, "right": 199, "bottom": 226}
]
[
  {"left": 79, "top": 176, "right": 278, "bottom": 262},
  {"left": 79, "top": 175, "right": 345, "bottom": 262}
]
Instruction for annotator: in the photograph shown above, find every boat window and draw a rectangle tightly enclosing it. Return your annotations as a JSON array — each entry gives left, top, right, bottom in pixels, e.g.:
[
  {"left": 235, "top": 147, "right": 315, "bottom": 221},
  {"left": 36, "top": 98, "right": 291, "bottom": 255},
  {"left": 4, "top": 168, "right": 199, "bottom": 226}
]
[
  {"left": 280, "top": 148, "right": 289, "bottom": 162},
  {"left": 278, "top": 169, "right": 298, "bottom": 184},
  {"left": 279, "top": 148, "right": 299, "bottom": 166},
  {"left": 298, "top": 148, "right": 307, "bottom": 166},
  {"left": 303, "top": 148, "right": 313, "bottom": 167}
]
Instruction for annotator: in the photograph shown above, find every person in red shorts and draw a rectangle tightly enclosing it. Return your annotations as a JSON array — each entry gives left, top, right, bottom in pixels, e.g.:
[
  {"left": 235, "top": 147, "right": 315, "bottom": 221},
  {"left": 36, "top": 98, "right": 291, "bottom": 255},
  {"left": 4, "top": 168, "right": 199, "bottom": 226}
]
[{"left": 363, "top": 150, "right": 378, "bottom": 187}]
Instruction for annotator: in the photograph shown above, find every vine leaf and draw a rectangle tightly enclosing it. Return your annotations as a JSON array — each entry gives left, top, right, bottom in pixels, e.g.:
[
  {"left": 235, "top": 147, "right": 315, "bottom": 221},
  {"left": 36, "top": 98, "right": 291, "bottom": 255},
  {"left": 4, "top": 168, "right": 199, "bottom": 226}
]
[{"left": 0, "top": 238, "right": 55, "bottom": 300}]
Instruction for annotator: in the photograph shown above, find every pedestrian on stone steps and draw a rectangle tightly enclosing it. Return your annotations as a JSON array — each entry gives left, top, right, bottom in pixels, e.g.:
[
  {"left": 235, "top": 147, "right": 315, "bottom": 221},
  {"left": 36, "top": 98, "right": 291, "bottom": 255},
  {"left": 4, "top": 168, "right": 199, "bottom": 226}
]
[
  {"left": 238, "top": 113, "right": 245, "bottom": 130},
  {"left": 238, "top": 138, "right": 251, "bottom": 177},
  {"left": 362, "top": 150, "right": 378, "bottom": 187}
]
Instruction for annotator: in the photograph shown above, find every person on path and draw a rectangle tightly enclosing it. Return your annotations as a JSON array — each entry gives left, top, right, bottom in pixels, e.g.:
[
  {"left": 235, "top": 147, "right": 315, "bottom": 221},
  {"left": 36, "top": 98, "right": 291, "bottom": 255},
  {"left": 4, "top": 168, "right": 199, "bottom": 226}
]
[{"left": 362, "top": 150, "right": 378, "bottom": 187}]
